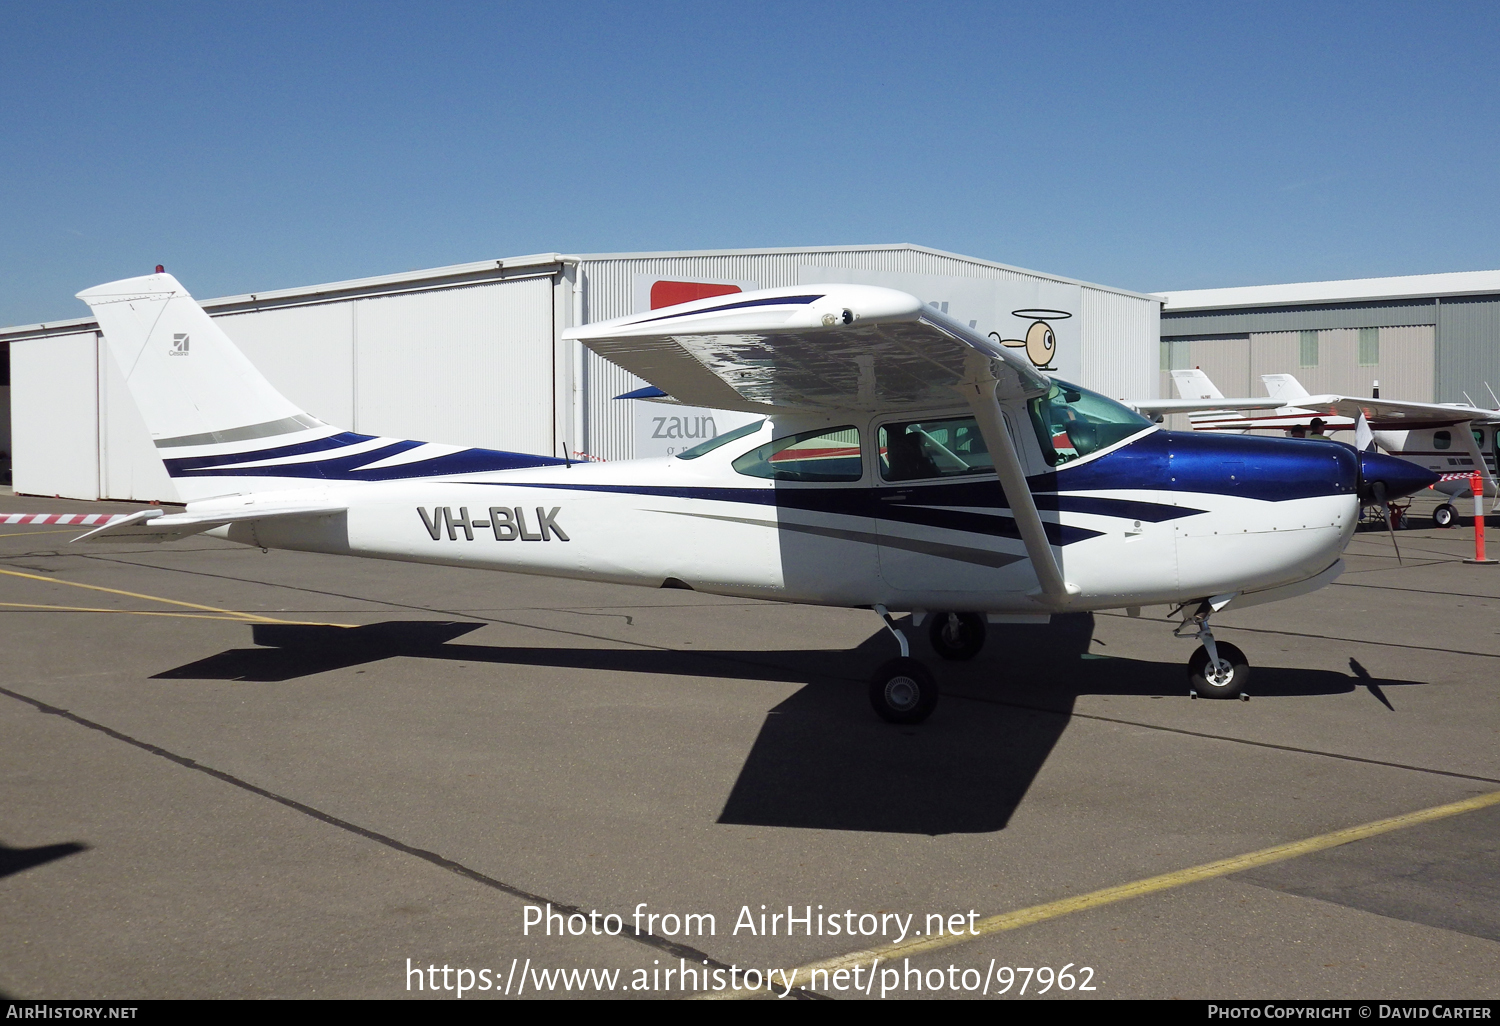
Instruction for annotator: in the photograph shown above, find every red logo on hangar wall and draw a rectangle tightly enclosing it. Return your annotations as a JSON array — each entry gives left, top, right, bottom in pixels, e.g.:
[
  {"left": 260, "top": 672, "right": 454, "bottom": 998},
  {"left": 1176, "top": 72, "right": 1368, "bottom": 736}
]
[{"left": 649, "top": 280, "right": 742, "bottom": 310}]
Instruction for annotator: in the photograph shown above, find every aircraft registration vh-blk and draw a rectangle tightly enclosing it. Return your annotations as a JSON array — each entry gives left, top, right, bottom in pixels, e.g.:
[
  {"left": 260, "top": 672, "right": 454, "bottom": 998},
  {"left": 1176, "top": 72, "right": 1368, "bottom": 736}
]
[{"left": 68, "top": 272, "right": 1437, "bottom": 721}]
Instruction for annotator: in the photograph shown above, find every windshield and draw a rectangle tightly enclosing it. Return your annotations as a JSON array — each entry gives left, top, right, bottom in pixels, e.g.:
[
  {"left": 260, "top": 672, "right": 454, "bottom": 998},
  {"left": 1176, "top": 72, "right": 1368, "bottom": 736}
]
[
  {"left": 1027, "top": 381, "right": 1151, "bottom": 467},
  {"left": 675, "top": 419, "right": 766, "bottom": 460}
]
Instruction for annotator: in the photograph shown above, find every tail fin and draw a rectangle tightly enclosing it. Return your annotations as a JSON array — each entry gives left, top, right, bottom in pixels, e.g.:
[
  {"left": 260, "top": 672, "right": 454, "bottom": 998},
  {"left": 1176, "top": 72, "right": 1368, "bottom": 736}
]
[
  {"left": 1260, "top": 373, "right": 1311, "bottom": 403},
  {"left": 1170, "top": 368, "right": 1224, "bottom": 400},
  {"left": 78, "top": 274, "right": 323, "bottom": 450},
  {"left": 78, "top": 273, "right": 562, "bottom": 501}
]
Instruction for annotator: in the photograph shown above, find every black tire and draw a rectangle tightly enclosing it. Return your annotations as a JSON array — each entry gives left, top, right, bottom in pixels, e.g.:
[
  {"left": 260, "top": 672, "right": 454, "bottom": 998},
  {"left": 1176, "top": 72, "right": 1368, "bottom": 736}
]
[
  {"left": 928, "top": 612, "right": 986, "bottom": 661},
  {"left": 1434, "top": 503, "right": 1457, "bottom": 529},
  {"left": 1188, "top": 641, "right": 1249, "bottom": 700},
  {"left": 869, "top": 658, "right": 939, "bottom": 724}
]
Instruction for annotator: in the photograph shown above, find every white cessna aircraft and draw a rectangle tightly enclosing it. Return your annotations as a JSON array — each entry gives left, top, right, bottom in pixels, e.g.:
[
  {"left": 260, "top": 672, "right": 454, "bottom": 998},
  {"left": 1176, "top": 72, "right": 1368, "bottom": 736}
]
[
  {"left": 70, "top": 273, "right": 1436, "bottom": 719},
  {"left": 1143, "top": 368, "right": 1500, "bottom": 526}
]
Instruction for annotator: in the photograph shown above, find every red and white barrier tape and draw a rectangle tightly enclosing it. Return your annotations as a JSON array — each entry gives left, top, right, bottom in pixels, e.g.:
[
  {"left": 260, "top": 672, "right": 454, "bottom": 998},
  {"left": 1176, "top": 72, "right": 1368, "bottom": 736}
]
[{"left": 0, "top": 513, "right": 132, "bottom": 526}]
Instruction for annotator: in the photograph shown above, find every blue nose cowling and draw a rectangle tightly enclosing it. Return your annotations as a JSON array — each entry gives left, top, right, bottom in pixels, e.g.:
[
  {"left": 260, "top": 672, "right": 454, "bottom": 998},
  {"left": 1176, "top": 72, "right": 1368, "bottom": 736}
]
[{"left": 1358, "top": 450, "right": 1440, "bottom": 502}]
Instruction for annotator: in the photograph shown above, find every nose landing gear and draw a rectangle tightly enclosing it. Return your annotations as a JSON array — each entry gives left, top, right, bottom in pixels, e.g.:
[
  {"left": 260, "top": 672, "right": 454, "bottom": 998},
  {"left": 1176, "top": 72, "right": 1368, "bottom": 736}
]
[{"left": 1175, "top": 600, "right": 1250, "bottom": 700}]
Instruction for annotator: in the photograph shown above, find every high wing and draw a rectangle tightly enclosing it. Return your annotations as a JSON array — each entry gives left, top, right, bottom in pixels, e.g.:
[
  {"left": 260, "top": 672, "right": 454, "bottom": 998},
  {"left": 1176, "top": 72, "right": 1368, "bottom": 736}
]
[
  {"left": 1134, "top": 397, "right": 1287, "bottom": 414},
  {"left": 562, "top": 284, "right": 1050, "bottom": 413},
  {"left": 1297, "top": 396, "right": 1500, "bottom": 430},
  {"left": 1133, "top": 369, "right": 1500, "bottom": 429},
  {"left": 1137, "top": 392, "right": 1500, "bottom": 430},
  {"left": 74, "top": 501, "right": 348, "bottom": 543}
]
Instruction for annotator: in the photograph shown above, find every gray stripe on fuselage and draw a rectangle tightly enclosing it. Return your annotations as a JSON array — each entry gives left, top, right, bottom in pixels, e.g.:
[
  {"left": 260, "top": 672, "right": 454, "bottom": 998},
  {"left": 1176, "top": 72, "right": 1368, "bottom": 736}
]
[
  {"left": 155, "top": 414, "right": 325, "bottom": 448},
  {"left": 650, "top": 510, "right": 1026, "bottom": 570}
]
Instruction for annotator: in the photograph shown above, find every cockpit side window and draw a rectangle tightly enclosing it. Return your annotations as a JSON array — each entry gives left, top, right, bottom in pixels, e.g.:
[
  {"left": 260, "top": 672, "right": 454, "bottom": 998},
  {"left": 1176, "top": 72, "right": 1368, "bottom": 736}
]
[
  {"left": 732, "top": 426, "right": 863, "bottom": 482},
  {"left": 1434, "top": 430, "right": 1451, "bottom": 450},
  {"left": 879, "top": 416, "right": 994, "bottom": 482},
  {"left": 1027, "top": 381, "right": 1152, "bottom": 467}
]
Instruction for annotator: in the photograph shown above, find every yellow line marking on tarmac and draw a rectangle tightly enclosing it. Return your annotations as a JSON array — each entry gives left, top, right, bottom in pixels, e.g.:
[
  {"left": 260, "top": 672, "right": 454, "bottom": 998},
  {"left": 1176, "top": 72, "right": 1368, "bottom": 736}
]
[
  {"left": 0, "top": 568, "right": 355, "bottom": 628},
  {"left": 0, "top": 601, "right": 355, "bottom": 625},
  {"left": 703, "top": 788, "right": 1500, "bottom": 1000},
  {"left": 0, "top": 527, "right": 90, "bottom": 538}
]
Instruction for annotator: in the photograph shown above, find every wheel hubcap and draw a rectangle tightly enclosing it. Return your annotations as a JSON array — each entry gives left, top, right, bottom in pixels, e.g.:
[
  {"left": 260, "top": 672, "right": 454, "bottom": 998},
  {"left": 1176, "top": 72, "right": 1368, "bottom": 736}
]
[
  {"left": 885, "top": 676, "right": 919, "bottom": 711},
  {"left": 1204, "top": 659, "right": 1234, "bottom": 687}
]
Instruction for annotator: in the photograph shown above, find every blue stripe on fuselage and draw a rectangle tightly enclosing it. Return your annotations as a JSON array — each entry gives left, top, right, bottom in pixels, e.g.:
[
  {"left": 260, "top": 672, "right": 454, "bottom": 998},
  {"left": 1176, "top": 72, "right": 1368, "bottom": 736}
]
[
  {"left": 1036, "top": 430, "right": 1359, "bottom": 502},
  {"left": 163, "top": 432, "right": 566, "bottom": 481}
]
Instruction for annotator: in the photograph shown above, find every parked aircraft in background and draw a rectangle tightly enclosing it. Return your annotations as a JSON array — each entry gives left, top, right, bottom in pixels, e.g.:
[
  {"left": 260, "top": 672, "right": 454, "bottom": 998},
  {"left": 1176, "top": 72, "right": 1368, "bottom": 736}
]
[
  {"left": 63, "top": 273, "right": 1435, "bottom": 717},
  {"left": 1135, "top": 370, "right": 1499, "bottom": 527}
]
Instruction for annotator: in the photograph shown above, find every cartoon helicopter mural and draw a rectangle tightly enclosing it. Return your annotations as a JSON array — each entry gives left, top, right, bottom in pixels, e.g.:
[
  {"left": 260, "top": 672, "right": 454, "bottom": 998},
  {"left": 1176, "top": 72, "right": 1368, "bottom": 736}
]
[{"left": 991, "top": 309, "right": 1070, "bottom": 371}]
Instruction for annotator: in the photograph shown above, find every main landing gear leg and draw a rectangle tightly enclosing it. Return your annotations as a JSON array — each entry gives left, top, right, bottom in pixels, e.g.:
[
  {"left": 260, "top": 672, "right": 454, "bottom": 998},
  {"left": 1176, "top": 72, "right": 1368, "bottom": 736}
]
[
  {"left": 1175, "top": 601, "right": 1250, "bottom": 701},
  {"left": 869, "top": 605, "right": 939, "bottom": 724}
]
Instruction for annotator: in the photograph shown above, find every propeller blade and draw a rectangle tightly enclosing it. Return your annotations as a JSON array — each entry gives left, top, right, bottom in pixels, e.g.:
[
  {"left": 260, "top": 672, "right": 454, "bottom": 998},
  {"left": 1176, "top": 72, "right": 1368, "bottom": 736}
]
[{"left": 1373, "top": 481, "right": 1403, "bottom": 565}]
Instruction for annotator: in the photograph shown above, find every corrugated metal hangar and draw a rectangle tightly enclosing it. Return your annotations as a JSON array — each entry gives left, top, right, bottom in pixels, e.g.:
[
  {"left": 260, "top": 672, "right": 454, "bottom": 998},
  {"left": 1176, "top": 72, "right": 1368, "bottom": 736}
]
[
  {"left": 1159, "top": 270, "right": 1500, "bottom": 407},
  {"left": 0, "top": 245, "right": 1162, "bottom": 502}
]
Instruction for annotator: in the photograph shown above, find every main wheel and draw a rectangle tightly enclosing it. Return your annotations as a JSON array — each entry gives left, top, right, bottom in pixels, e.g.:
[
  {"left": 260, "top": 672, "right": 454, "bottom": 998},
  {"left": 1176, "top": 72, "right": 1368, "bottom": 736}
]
[
  {"left": 1188, "top": 641, "right": 1249, "bottom": 700},
  {"left": 1433, "top": 503, "right": 1457, "bottom": 529},
  {"left": 928, "top": 612, "right": 986, "bottom": 661},
  {"left": 869, "top": 658, "right": 939, "bottom": 724}
]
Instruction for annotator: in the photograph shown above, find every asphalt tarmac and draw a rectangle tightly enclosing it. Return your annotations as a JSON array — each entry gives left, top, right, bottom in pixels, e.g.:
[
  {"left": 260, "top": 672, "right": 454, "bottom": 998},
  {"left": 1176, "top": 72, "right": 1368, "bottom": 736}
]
[{"left": 2, "top": 496, "right": 1497, "bottom": 1000}]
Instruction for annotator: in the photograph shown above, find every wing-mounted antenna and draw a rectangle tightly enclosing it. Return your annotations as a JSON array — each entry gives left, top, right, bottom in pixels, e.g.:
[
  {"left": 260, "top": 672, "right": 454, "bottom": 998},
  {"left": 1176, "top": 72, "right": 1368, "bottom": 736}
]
[{"left": 1486, "top": 383, "right": 1499, "bottom": 410}]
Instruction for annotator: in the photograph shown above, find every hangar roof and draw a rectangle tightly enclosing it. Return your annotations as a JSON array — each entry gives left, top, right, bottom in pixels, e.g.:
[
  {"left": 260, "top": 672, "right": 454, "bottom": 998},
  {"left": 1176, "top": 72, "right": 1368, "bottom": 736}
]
[
  {"left": 1, "top": 244, "right": 1160, "bottom": 340},
  {"left": 1160, "top": 269, "right": 1500, "bottom": 312}
]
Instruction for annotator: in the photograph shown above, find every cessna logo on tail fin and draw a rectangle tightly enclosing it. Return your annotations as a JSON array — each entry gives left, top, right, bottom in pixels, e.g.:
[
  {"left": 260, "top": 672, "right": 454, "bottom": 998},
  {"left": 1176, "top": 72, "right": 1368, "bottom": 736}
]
[
  {"left": 170, "top": 333, "right": 190, "bottom": 356},
  {"left": 418, "top": 506, "right": 569, "bottom": 542}
]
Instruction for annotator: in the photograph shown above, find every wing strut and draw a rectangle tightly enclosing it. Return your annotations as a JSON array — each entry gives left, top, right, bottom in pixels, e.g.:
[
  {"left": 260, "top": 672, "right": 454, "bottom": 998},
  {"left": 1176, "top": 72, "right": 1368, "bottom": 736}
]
[{"left": 957, "top": 357, "right": 1077, "bottom": 607}]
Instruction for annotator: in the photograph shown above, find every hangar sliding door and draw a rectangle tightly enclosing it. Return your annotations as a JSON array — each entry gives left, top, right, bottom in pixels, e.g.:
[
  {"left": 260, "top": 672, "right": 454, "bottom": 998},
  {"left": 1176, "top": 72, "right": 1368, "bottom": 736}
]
[
  {"left": 98, "top": 341, "right": 178, "bottom": 503},
  {"left": 353, "top": 278, "right": 556, "bottom": 456},
  {"left": 10, "top": 332, "right": 99, "bottom": 500}
]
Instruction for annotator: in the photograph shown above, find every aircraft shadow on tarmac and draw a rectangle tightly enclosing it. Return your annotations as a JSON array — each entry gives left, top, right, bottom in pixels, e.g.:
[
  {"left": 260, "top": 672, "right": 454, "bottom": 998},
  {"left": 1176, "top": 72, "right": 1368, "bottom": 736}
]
[
  {"left": 153, "top": 615, "right": 1423, "bottom": 836},
  {"left": 0, "top": 840, "right": 87, "bottom": 880}
]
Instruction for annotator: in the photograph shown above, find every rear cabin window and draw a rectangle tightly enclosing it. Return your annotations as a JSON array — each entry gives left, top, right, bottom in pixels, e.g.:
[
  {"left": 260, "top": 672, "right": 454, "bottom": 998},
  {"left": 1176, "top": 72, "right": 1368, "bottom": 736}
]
[
  {"left": 675, "top": 419, "right": 765, "bottom": 460},
  {"left": 879, "top": 416, "right": 994, "bottom": 482},
  {"left": 732, "top": 426, "right": 862, "bottom": 482},
  {"left": 1027, "top": 381, "right": 1152, "bottom": 467}
]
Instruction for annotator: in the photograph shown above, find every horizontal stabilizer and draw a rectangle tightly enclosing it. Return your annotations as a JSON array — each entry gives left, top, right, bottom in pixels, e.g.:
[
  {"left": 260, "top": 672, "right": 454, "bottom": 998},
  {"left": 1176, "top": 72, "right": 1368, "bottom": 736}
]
[{"left": 73, "top": 502, "right": 347, "bottom": 544}]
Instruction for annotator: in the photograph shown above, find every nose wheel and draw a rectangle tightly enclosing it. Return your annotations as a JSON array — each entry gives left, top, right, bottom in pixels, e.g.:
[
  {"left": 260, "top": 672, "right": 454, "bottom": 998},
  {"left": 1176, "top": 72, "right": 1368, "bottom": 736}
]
[
  {"left": 1175, "top": 601, "right": 1251, "bottom": 700},
  {"left": 1188, "top": 641, "right": 1249, "bottom": 700}
]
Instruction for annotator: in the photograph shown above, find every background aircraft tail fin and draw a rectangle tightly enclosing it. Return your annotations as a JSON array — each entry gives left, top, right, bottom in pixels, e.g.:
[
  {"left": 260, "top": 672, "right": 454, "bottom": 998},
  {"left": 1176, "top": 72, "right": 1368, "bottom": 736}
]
[
  {"left": 1170, "top": 368, "right": 1224, "bottom": 400},
  {"left": 1261, "top": 373, "right": 1311, "bottom": 402}
]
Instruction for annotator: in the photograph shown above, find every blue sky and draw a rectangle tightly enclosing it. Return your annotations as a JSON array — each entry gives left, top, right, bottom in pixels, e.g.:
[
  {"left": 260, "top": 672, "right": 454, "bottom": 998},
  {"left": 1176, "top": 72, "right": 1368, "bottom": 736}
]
[{"left": 3, "top": 0, "right": 1498, "bottom": 326}]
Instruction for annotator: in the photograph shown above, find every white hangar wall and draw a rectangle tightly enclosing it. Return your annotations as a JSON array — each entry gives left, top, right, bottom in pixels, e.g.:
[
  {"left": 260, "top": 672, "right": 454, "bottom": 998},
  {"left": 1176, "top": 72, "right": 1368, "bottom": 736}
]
[{"left": 3, "top": 247, "right": 1160, "bottom": 501}]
